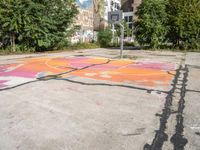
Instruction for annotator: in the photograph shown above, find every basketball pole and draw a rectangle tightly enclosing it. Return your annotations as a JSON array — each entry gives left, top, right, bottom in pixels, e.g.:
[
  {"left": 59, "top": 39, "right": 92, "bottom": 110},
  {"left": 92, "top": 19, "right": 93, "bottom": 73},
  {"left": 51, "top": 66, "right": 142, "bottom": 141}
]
[
  {"left": 108, "top": 10, "right": 124, "bottom": 59},
  {"left": 119, "top": 23, "right": 124, "bottom": 59}
]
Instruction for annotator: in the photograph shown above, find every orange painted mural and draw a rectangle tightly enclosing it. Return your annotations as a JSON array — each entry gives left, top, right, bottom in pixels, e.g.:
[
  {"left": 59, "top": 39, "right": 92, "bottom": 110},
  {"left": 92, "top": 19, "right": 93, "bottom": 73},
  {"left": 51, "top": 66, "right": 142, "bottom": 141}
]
[{"left": 0, "top": 57, "right": 176, "bottom": 90}]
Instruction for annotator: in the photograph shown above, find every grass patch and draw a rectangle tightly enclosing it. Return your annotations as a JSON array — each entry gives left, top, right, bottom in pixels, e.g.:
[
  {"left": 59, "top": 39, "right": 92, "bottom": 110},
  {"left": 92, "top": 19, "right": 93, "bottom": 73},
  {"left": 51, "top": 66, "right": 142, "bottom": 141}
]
[
  {"left": 69, "top": 42, "right": 100, "bottom": 50},
  {"left": 0, "top": 42, "right": 100, "bottom": 55}
]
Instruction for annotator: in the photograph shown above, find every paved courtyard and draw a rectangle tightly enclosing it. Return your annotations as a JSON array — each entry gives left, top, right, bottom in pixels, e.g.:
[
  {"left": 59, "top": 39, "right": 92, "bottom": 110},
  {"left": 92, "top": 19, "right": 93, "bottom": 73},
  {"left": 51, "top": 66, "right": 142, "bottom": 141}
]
[{"left": 0, "top": 49, "right": 199, "bottom": 150}]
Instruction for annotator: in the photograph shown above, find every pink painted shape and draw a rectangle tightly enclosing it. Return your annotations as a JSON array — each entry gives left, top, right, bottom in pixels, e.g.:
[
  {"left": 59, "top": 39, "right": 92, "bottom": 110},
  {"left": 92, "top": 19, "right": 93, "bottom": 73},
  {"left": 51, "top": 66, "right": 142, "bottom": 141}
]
[
  {"left": 128, "top": 62, "right": 175, "bottom": 70},
  {"left": 90, "top": 65, "right": 119, "bottom": 70},
  {"left": 0, "top": 63, "right": 37, "bottom": 78},
  {"left": 70, "top": 63, "right": 91, "bottom": 68},
  {"left": 67, "top": 57, "right": 91, "bottom": 68},
  {"left": 0, "top": 80, "right": 7, "bottom": 88},
  {"left": 0, "top": 64, "right": 15, "bottom": 72},
  {"left": 0, "top": 65, "right": 37, "bottom": 78},
  {"left": 68, "top": 57, "right": 89, "bottom": 62},
  {"left": 1, "top": 70, "right": 37, "bottom": 78}
]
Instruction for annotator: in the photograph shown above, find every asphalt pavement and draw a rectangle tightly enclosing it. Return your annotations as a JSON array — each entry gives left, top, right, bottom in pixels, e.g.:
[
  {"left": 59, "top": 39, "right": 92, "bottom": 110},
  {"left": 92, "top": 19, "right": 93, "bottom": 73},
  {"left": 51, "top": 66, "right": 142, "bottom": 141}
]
[{"left": 0, "top": 48, "right": 199, "bottom": 150}]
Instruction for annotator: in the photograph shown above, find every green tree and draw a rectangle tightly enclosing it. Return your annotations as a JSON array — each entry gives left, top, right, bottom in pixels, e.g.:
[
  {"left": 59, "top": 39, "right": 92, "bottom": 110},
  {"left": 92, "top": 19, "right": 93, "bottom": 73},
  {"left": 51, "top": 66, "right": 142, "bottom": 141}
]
[
  {"left": 167, "top": 0, "right": 200, "bottom": 49},
  {"left": 0, "top": 0, "right": 78, "bottom": 51},
  {"left": 98, "top": 28, "right": 112, "bottom": 47},
  {"left": 0, "top": 0, "right": 30, "bottom": 51},
  {"left": 124, "top": 23, "right": 133, "bottom": 38},
  {"left": 134, "top": 0, "right": 168, "bottom": 49},
  {"left": 114, "top": 20, "right": 133, "bottom": 38}
]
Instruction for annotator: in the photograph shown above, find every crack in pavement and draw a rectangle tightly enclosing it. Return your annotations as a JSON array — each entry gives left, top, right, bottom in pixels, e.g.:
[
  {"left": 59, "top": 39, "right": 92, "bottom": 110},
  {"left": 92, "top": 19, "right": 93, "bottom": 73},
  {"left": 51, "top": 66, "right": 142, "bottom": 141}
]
[
  {"left": 55, "top": 78, "right": 168, "bottom": 94},
  {"left": 0, "top": 58, "right": 172, "bottom": 94},
  {"left": 0, "top": 59, "right": 111, "bottom": 91}
]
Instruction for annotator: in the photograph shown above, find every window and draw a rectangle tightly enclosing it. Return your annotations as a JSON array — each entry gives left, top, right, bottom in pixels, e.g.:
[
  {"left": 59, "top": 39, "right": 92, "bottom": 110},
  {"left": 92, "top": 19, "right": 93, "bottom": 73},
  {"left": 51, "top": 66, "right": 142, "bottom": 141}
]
[
  {"left": 129, "top": 16, "right": 133, "bottom": 22},
  {"left": 125, "top": 16, "right": 128, "bottom": 22},
  {"left": 128, "top": 23, "right": 133, "bottom": 29}
]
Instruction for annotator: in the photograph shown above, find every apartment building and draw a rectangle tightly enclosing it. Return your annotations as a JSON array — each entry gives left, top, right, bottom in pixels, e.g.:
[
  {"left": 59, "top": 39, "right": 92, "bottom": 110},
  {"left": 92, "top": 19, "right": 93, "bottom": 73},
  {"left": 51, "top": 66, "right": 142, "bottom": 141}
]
[
  {"left": 121, "top": 0, "right": 142, "bottom": 40},
  {"left": 73, "top": 0, "right": 122, "bottom": 43},
  {"left": 104, "top": 0, "right": 121, "bottom": 20},
  {"left": 132, "top": 0, "right": 142, "bottom": 20},
  {"left": 94, "top": 0, "right": 121, "bottom": 30},
  {"left": 121, "top": 0, "right": 142, "bottom": 22},
  {"left": 72, "top": 0, "right": 94, "bottom": 43}
]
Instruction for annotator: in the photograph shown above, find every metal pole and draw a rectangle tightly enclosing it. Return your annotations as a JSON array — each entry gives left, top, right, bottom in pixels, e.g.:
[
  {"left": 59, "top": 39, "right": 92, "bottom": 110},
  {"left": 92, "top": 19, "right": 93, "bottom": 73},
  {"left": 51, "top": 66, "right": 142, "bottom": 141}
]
[
  {"left": 119, "top": 23, "right": 124, "bottom": 59},
  {"left": 112, "top": 24, "right": 115, "bottom": 44}
]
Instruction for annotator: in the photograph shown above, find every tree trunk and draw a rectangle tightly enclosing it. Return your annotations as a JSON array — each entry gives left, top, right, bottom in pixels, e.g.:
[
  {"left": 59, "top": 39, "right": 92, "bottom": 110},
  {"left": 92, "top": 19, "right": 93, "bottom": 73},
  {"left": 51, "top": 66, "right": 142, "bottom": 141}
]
[{"left": 11, "top": 34, "right": 16, "bottom": 52}]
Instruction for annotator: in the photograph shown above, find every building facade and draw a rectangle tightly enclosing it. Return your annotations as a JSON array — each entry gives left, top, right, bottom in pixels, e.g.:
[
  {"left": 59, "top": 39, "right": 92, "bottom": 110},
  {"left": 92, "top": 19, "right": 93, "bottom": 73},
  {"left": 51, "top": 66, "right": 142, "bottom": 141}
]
[
  {"left": 132, "top": 0, "right": 142, "bottom": 20},
  {"left": 94, "top": 0, "right": 121, "bottom": 30},
  {"left": 104, "top": 0, "right": 121, "bottom": 20},
  {"left": 121, "top": 0, "right": 142, "bottom": 41},
  {"left": 72, "top": 0, "right": 94, "bottom": 43},
  {"left": 73, "top": 0, "right": 121, "bottom": 43},
  {"left": 121, "top": 0, "right": 142, "bottom": 21}
]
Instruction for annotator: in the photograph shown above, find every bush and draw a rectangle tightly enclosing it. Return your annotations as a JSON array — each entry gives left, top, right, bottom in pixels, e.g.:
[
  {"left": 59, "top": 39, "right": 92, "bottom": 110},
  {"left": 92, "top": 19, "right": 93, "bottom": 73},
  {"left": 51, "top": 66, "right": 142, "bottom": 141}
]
[
  {"left": 108, "top": 42, "right": 120, "bottom": 47},
  {"left": 167, "top": 0, "right": 200, "bottom": 49},
  {"left": 70, "top": 42, "right": 100, "bottom": 50},
  {"left": 124, "top": 42, "right": 135, "bottom": 47},
  {"left": 135, "top": 0, "right": 168, "bottom": 49},
  {"left": 135, "top": 0, "right": 200, "bottom": 50},
  {"left": 15, "top": 44, "right": 35, "bottom": 53},
  {"left": 0, "top": 44, "right": 35, "bottom": 54},
  {"left": 98, "top": 28, "right": 112, "bottom": 47},
  {"left": 55, "top": 39, "right": 70, "bottom": 50},
  {"left": 0, "top": 0, "right": 78, "bottom": 52}
]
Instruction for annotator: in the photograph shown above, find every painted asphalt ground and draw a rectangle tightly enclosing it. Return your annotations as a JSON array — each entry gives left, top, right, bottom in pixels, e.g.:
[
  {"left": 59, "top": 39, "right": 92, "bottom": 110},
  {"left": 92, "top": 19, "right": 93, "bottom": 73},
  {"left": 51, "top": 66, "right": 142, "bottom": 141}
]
[
  {"left": 0, "top": 56, "right": 175, "bottom": 91},
  {"left": 0, "top": 49, "right": 199, "bottom": 150}
]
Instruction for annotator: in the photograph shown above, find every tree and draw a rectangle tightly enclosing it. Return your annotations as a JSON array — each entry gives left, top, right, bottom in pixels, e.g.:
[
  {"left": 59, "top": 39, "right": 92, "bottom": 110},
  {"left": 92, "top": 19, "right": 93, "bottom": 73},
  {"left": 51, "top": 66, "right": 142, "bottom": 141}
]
[
  {"left": 98, "top": 28, "right": 112, "bottom": 47},
  {"left": 167, "top": 0, "right": 200, "bottom": 49},
  {"left": 0, "top": 0, "right": 78, "bottom": 51},
  {"left": 134, "top": 0, "right": 168, "bottom": 49},
  {"left": 0, "top": 0, "right": 28, "bottom": 51},
  {"left": 123, "top": 21, "right": 133, "bottom": 38}
]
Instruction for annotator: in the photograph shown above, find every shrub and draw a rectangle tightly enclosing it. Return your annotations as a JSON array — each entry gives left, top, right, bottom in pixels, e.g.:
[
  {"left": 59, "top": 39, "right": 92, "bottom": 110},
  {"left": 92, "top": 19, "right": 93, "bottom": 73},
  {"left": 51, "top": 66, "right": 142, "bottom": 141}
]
[
  {"left": 167, "top": 0, "right": 200, "bottom": 49},
  {"left": 98, "top": 28, "right": 112, "bottom": 47},
  {"left": 70, "top": 42, "right": 100, "bottom": 50},
  {"left": 0, "top": 44, "right": 35, "bottom": 54},
  {"left": 135, "top": 0, "right": 200, "bottom": 50},
  {"left": 56, "top": 39, "right": 70, "bottom": 50},
  {"left": 124, "top": 42, "right": 135, "bottom": 47},
  {"left": 0, "top": 0, "right": 78, "bottom": 52},
  {"left": 134, "top": 0, "right": 168, "bottom": 49}
]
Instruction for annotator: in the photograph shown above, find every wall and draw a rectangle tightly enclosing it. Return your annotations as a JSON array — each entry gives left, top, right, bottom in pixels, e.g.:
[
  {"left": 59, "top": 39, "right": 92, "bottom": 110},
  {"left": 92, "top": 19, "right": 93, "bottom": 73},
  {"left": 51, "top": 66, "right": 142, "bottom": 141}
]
[
  {"left": 94, "top": 0, "right": 121, "bottom": 31},
  {"left": 133, "top": 0, "right": 142, "bottom": 20},
  {"left": 72, "top": 0, "right": 122, "bottom": 42},
  {"left": 73, "top": 0, "right": 94, "bottom": 43},
  {"left": 121, "top": 0, "right": 142, "bottom": 20}
]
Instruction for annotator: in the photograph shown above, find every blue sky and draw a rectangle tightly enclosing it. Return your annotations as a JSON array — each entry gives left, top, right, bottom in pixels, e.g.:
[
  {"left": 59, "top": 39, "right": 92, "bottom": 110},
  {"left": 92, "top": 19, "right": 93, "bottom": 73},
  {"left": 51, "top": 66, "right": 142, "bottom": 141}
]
[{"left": 76, "top": 0, "right": 92, "bottom": 9}]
